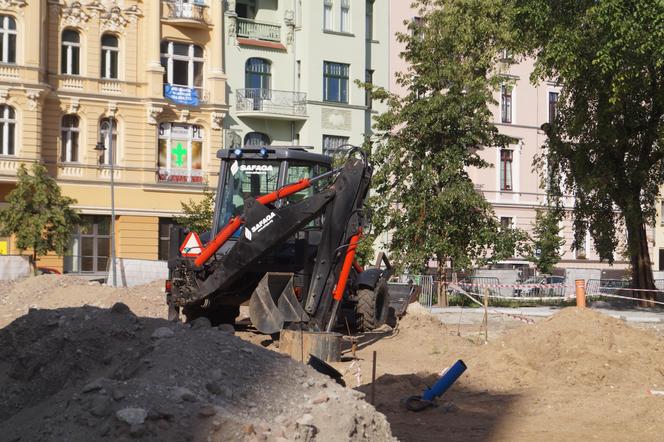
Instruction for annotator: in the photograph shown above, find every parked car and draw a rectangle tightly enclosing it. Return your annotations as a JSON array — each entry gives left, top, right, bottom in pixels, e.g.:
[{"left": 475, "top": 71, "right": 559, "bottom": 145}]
[{"left": 513, "top": 275, "right": 565, "bottom": 297}]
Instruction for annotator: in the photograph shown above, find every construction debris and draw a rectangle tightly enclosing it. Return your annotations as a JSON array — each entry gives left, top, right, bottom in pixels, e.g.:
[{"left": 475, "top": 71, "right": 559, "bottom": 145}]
[{"left": 0, "top": 303, "right": 395, "bottom": 441}]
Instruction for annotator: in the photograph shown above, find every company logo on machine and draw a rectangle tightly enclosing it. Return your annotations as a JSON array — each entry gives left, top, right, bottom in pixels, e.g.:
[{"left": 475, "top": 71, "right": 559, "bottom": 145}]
[
  {"left": 240, "top": 164, "right": 273, "bottom": 175},
  {"left": 179, "top": 232, "right": 203, "bottom": 257},
  {"left": 245, "top": 212, "right": 276, "bottom": 241}
]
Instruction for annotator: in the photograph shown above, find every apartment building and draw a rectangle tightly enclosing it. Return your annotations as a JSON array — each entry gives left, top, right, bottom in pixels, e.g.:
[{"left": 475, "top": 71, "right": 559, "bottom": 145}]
[
  {"left": 0, "top": 0, "right": 227, "bottom": 275},
  {"left": 389, "top": 1, "right": 639, "bottom": 272},
  {"left": 222, "top": 0, "right": 387, "bottom": 155}
]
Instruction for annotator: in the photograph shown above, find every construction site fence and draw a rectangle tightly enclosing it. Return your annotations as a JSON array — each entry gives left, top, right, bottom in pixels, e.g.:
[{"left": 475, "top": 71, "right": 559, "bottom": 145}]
[
  {"left": 391, "top": 274, "right": 436, "bottom": 309},
  {"left": 393, "top": 274, "right": 664, "bottom": 309}
]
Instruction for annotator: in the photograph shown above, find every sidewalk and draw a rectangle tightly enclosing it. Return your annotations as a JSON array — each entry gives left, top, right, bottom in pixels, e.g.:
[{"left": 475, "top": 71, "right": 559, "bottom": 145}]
[{"left": 430, "top": 306, "right": 664, "bottom": 323}]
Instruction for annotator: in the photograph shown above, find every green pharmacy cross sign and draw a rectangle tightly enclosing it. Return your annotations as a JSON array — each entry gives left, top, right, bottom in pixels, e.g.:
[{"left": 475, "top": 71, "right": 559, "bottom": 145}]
[{"left": 172, "top": 143, "right": 188, "bottom": 167}]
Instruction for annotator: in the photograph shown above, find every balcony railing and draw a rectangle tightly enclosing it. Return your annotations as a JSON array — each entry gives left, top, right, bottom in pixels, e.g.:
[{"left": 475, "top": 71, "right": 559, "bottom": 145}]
[
  {"left": 236, "top": 88, "right": 307, "bottom": 117},
  {"left": 237, "top": 18, "right": 281, "bottom": 42},
  {"left": 163, "top": 1, "right": 209, "bottom": 24}
]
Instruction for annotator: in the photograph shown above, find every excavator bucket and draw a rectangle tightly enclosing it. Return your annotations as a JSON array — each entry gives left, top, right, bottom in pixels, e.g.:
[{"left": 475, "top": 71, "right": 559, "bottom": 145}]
[{"left": 249, "top": 273, "right": 309, "bottom": 334}]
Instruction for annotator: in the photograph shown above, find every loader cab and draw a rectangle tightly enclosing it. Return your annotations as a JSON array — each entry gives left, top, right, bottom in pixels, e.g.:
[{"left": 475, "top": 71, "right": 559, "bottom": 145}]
[{"left": 212, "top": 147, "right": 332, "bottom": 240}]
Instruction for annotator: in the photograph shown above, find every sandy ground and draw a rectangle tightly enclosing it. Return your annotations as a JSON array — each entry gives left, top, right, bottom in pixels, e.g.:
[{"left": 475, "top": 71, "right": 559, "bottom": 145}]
[
  {"left": 2, "top": 275, "right": 663, "bottom": 441},
  {"left": 333, "top": 304, "right": 664, "bottom": 441}
]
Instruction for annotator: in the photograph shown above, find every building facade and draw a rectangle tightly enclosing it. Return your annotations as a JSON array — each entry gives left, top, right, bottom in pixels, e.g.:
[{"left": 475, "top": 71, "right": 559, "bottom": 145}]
[
  {"left": 388, "top": 1, "right": 643, "bottom": 273},
  {"left": 0, "top": 0, "right": 228, "bottom": 275},
  {"left": 222, "top": 0, "right": 387, "bottom": 155}
]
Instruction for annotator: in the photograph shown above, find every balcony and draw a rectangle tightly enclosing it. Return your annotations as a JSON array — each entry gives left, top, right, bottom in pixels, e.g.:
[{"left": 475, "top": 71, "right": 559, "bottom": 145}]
[
  {"left": 237, "top": 18, "right": 281, "bottom": 42},
  {"left": 162, "top": 1, "right": 209, "bottom": 29},
  {"left": 236, "top": 88, "right": 307, "bottom": 120}
]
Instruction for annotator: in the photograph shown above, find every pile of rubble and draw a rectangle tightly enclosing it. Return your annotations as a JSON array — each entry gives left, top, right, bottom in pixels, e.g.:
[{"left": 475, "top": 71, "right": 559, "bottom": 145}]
[{"left": 0, "top": 304, "right": 395, "bottom": 441}]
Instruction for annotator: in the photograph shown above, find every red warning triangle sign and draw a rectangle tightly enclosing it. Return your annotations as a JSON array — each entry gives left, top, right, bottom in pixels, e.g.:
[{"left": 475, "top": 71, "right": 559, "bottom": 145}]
[{"left": 179, "top": 232, "right": 203, "bottom": 258}]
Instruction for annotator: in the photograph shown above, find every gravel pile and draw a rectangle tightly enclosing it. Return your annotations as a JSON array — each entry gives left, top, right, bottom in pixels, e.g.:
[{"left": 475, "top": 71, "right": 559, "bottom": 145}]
[{"left": 0, "top": 304, "right": 395, "bottom": 441}]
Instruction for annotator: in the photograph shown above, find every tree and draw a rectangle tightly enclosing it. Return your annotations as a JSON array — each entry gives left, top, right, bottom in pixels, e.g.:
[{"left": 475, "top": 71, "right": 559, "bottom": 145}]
[
  {"left": 513, "top": 0, "right": 664, "bottom": 299},
  {"left": 0, "top": 163, "right": 80, "bottom": 274},
  {"left": 174, "top": 185, "right": 215, "bottom": 233},
  {"left": 527, "top": 207, "right": 565, "bottom": 274},
  {"left": 368, "top": 0, "right": 527, "bottom": 292}
]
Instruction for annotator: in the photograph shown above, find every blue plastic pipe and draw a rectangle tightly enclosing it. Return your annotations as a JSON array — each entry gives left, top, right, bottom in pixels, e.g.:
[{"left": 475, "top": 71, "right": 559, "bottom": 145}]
[{"left": 422, "top": 359, "right": 467, "bottom": 401}]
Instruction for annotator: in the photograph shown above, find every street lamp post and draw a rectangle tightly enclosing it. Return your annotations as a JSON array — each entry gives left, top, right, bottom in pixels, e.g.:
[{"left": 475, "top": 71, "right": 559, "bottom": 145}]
[{"left": 95, "top": 117, "right": 117, "bottom": 287}]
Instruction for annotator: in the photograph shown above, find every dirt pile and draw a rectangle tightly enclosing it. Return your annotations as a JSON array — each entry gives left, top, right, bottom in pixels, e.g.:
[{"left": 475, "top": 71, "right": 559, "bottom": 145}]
[
  {"left": 399, "top": 302, "right": 449, "bottom": 334},
  {"left": 347, "top": 305, "right": 664, "bottom": 441},
  {"left": 472, "top": 307, "right": 664, "bottom": 390},
  {"left": 0, "top": 275, "right": 166, "bottom": 328},
  {"left": 0, "top": 305, "right": 395, "bottom": 442}
]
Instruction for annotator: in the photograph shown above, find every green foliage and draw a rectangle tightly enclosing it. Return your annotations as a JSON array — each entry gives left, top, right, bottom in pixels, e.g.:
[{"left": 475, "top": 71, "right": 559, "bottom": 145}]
[
  {"left": 0, "top": 163, "right": 80, "bottom": 273},
  {"left": 368, "top": 0, "right": 527, "bottom": 274},
  {"left": 527, "top": 208, "right": 565, "bottom": 274},
  {"left": 174, "top": 186, "right": 215, "bottom": 233},
  {"left": 513, "top": 0, "right": 664, "bottom": 289}
]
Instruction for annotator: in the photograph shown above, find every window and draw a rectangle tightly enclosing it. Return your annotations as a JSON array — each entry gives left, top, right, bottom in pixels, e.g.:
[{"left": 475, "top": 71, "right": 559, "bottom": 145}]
[
  {"left": 411, "top": 16, "right": 423, "bottom": 40},
  {"left": 61, "top": 29, "right": 80, "bottom": 75},
  {"left": 236, "top": 0, "right": 256, "bottom": 19},
  {"left": 548, "top": 91, "right": 559, "bottom": 124},
  {"left": 160, "top": 41, "right": 204, "bottom": 88},
  {"left": 159, "top": 218, "right": 179, "bottom": 261},
  {"left": 0, "top": 105, "right": 15, "bottom": 156},
  {"left": 61, "top": 115, "right": 80, "bottom": 162},
  {"left": 245, "top": 58, "right": 272, "bottom": 111},
  {"left": 65, "top": 215, "right": 110, "bottom": 274},
  {"left": 500, "top": 148, "right": 513, "bottom": 191},
  {"left": 500, "top": 217, "right": 513, "bottom": 230},
  {"left": 323, "top": 61, "right": 349, "bottom": 103},
  {"left": 217, "top": 158, "right": 280, "bottom": 226},
  {"left": 575, "top": 231, "right": 590, "bottom": 259},
  {"left": 244, "top": 131, "right": 270, "bottom": 146},
  {"left": 158, "top": 123, "right": 203, "bottom": 183},
  {"left": 0, "top": 15, "right": 16, "bottom": 64},
  {"left": 323, "top": 0, "right": 333, "bottom": 30},
  {"left": 245, "top": 57, "right": 271, "bottom": 89},
  {"left": 340, "top": 0, "right": 350, "bottom": 33},
  {"left": 659, "top": 249, "right": 664, "bottom": 272},
  {"left": 98, "top": 118, "right": 117, "bottom": 165},
  {"left": 322, "top": 135, "right": 349, "bottom": 157},
  {"left": 501, "top": 85, "right": 512, "bottom": 123},
  {"left": 101, "top": 34, "right": 119, "bottom": 79}
]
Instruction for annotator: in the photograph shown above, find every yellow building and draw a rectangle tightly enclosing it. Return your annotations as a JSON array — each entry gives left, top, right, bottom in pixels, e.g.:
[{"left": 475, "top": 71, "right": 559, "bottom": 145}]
[{"left": 0, "top": 0, "right": 227, "bottom": 276}]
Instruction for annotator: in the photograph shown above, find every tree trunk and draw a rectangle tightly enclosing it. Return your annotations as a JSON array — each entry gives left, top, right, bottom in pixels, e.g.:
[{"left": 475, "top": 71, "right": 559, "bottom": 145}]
[
  {"left": 624, "top": 213, "right": 655, "bottom": 306},
  {"left": 436, "top": 254, "right": 448, "bottom": 307},
  {"left": 32, "top": 249, "right": 38, "bottom": 276}
]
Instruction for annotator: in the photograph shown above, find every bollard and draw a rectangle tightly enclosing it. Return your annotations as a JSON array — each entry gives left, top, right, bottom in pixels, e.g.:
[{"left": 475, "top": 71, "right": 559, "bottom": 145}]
[{"left": 575, "top": 279, "right": 586, "bottom": 308}]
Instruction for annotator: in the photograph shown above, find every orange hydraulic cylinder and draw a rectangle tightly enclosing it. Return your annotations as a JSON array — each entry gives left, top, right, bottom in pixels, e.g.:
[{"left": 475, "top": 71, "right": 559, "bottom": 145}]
[
  {"left": 575, "top": 279, "right": 586, "bottom": 308},
  {"left": 194, "top": 217, "right": 244, "bottom": 267},
  {"left": 256, "top": 179, "right": 311, "bottom": 205},
  {"left": 333, "top": 231, "right": 362, "bottom": 302}
]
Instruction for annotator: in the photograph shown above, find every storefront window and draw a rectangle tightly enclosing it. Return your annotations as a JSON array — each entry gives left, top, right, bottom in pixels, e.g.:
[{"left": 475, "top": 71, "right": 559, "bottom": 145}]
[{"left": 158, "top": 123, "right": 203, "bottom": 183}]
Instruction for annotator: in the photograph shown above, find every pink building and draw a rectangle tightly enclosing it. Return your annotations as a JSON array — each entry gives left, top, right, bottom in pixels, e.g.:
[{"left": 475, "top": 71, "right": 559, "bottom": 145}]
[{"left": 387, "top": 1, "right": 638, "bottom": 272}]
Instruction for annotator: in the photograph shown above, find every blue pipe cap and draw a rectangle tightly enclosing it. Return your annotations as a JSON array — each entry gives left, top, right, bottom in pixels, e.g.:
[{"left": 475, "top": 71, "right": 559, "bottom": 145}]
[
  {"left": 233, "top": 148, "right": 243, "bottom": 157},
  {"left": 259, "top": 147, "right": 269, "bottom": 157}
]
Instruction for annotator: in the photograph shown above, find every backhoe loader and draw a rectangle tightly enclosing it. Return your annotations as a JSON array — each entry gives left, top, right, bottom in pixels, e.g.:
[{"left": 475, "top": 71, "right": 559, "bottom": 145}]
[{"left": 166, "top": 146, "right": 391, "bottom": 334}]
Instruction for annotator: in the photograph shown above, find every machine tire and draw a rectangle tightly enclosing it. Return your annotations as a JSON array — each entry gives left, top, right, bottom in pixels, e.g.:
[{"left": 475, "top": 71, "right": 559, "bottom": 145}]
[
  {"left": 356, "top": 282, "right": 389, "bottom": 331},
  {"left": 183, "top": 304, "right": 239, "bottom": 326}
]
